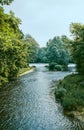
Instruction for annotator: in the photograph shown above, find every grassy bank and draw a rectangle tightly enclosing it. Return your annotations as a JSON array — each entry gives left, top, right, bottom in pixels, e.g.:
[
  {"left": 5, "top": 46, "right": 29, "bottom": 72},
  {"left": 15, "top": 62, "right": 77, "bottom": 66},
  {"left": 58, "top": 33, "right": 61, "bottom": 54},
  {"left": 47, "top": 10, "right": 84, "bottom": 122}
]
[
  {"left": 18, "top": 67, "right": 31, "bottom": 75},
  {"left": 55, "top": 74, "right": 84, "bottom": 121},
  {"left": 18, "top": 66, "right": 36, "bottom": 76},
  {"left": 0, "top": 66, "right": 36, "bottom": 88}
]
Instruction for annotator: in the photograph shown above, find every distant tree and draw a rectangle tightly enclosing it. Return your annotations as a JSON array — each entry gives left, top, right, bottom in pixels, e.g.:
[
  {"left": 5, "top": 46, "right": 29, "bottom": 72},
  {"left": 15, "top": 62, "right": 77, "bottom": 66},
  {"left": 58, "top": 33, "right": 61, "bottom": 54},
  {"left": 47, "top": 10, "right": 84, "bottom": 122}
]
[
  {"left": 61, "top": 35, "right": 73, "bottom": 63},
  {"left": 36, "top": 47, "right": 48, "bottom": 63},
  {"left": 61, "top": 35, "right": 70, "bottom": 48},
  {"left": 24, "top": 34, "right": 39, "bottom": 63},
  {"left": 46, "top": 36, "right": 69, "bottom": 65}
]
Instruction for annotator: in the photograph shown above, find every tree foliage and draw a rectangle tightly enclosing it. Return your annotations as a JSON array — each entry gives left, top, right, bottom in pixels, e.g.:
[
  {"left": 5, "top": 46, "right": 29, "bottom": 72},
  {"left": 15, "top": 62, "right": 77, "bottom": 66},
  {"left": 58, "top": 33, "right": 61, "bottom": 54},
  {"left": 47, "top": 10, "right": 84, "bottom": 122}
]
[
  {"left": 70, "top": 23, "right": 84, "bottom": 74},
  {"left": 36, "top": 47, "right": 48, "bottom": 63},
  {"left": 24, "top": 34, "right": 39, "bottom": 63},
  {"left": 0, "top": 7, "right": 27, "bottom": 85},
  {"left": 46, "top": 36, "right": 69, "bottom": 66},
  {"left": 0, "top": 0, "right": 13, "bottom": 5}
]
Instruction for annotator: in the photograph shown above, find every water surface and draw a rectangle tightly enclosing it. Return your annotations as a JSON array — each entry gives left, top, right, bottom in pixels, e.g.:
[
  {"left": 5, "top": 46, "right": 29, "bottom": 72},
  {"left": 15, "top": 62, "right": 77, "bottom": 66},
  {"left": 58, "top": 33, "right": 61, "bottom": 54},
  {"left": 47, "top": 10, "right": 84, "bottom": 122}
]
[{"left": 0, "top": 64, "right": 83, "bottom": 130}]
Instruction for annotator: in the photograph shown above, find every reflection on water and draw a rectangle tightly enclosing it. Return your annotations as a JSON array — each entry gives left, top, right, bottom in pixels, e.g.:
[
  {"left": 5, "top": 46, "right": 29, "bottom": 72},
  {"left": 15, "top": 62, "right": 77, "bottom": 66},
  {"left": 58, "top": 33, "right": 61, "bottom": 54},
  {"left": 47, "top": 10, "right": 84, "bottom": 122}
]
[{"left": 0, "top": 64, "right": 83, "bottom": 130}]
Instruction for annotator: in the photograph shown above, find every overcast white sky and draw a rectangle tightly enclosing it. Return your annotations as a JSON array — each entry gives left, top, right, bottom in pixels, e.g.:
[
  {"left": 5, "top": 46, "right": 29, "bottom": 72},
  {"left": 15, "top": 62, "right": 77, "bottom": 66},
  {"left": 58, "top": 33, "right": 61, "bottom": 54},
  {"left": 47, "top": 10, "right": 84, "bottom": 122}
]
[{"left": 4, "top": 0, "right": 84, "bottom": 46}]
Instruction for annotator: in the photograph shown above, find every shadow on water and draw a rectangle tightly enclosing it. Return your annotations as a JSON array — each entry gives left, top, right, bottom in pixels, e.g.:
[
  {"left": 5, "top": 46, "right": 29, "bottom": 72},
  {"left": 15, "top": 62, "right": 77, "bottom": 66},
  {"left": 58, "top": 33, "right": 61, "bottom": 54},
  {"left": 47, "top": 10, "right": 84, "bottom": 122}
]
[{"left": 0, "top": 64, "right": 84, "bottom": 130}]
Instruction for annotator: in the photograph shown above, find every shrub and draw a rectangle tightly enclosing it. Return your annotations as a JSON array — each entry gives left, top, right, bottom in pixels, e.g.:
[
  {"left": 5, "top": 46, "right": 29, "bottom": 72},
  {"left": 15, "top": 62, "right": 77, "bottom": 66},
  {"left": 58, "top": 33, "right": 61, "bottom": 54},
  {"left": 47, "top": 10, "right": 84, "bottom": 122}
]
[
  {"left": 49, "top": 63, "right": 57, "bottom": 70},
  {"left": 62, "top": 97, "right": 77, "bottom": 111},
  {"left": 54, "top": 65, "right": 63, "bottom": 71},
  {"left": 55, "top": 74, "right": 84, "bottom": 112},
  {"left": 49, "top": 63, "right": 68, "bottom": 71},
  {"left": 55, "top": 87, "right": 66, "bottom": 100}
]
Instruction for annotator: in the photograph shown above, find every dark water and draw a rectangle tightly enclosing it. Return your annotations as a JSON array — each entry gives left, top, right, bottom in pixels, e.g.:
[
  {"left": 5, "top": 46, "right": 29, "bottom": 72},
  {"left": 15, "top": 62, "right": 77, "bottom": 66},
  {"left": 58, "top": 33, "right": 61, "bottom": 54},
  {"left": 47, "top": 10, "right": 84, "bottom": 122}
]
[{"left": 0, "top": 64, "right": 83, "bottom": 130}]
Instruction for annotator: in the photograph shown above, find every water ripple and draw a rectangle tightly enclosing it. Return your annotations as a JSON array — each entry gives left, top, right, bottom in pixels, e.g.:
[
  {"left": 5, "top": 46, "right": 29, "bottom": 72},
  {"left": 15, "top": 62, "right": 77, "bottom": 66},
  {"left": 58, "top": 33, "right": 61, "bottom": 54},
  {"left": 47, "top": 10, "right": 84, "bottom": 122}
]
[{"left": 0, "top": 64, "right": 83, "bottom": 130}]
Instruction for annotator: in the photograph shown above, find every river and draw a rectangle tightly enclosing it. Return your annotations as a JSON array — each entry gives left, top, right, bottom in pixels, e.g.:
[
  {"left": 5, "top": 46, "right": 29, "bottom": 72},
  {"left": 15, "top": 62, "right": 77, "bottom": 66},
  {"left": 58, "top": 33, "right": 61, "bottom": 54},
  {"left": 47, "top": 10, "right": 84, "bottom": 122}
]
[{"left": 0, "top": 64, "right": 83, "bottom": 130}]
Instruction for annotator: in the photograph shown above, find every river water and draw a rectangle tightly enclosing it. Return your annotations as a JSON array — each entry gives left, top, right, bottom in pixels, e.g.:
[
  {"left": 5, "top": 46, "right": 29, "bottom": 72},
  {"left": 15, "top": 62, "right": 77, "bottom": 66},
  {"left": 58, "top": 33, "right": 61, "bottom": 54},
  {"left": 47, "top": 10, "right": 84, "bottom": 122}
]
[{"left": 0, "top": 64, "right": 83, "bottom": 130}]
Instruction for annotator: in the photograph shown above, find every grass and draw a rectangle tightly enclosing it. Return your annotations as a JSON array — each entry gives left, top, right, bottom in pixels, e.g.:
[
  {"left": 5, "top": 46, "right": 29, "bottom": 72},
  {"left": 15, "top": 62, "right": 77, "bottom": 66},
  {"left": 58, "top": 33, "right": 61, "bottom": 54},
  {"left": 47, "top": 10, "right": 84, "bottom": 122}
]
[
  {"left": 18, "top": 67, "right": 31, "bottom": 75},
  {"left": 55, "top": 74, "right": 84, "bottom": 112},
  {"left": 18, "top": 65, "right": 36, "bottom": 76}
]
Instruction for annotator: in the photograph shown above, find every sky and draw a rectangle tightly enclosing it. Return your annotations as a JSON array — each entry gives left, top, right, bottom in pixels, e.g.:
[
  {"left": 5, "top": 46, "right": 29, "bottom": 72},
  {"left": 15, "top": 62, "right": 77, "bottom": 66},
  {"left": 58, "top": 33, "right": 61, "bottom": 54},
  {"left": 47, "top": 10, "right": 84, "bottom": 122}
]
[{"left": 4, "top": 0, "right": 84, "bottom": 47}]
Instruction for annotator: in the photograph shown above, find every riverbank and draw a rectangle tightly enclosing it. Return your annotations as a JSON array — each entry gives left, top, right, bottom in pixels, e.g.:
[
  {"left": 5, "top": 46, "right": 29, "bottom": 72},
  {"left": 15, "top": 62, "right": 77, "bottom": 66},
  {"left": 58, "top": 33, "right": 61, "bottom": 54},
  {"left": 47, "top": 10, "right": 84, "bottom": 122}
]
[
  {"left": 0, "top": 66, "right": 36, "bottom": 88},
  {"left": 18, "top": 66, "right": 36, "bottom": 77},
  {"left": 54, "top": 74, "right": 84, "bottom": 122}
]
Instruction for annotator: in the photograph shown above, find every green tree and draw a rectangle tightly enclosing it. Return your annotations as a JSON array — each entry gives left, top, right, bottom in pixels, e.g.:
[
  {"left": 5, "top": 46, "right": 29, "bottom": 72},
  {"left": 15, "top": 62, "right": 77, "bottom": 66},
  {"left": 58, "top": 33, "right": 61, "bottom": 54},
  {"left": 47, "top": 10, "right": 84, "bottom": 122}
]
[
  {"left": 0, "top": 7, "right": 27, "bottom": 85},
  {"left": 46, "top": 36, "right": 69, "bottom": 65},
  {"left": 70, "top": 23, "right": 84, "bottom": 74},
  {"left": 61, "top": 35, "right": 73, "bottom": 63},
  {"left": 24, "top": 34, "right": 39, "bottom": 63},
  {"left": 36, "top": 47, "right": 48, "bottom": 63}
]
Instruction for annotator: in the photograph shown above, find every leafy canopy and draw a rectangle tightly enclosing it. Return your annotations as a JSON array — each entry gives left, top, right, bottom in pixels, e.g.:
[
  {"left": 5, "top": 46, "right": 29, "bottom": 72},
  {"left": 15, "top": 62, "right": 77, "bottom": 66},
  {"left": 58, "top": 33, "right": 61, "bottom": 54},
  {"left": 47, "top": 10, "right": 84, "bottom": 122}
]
[
  {"left": 70, "top": 23, "right": 84, "bottom": 74},
  {"left": 0, "top": 7, "right": 27, "bottom": 85},
  {"left": 46, "top": 36, "right": 69, "bottom": 65}
]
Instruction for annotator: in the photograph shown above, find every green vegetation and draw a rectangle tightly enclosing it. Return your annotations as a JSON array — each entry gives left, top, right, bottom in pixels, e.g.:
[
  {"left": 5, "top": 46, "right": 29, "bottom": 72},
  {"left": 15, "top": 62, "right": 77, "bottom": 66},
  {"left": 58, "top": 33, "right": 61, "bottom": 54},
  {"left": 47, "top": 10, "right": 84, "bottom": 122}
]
[
  {"left": 46, "top": 36, "right": 70, "bottom": 70},
  {"left": 70, "top": 23, "right": 84, "bottom": 74},
  {"left": 0, "top": 2, "right": 39, "bottom": 86},
  {"left": 18, "top": 67, "right": 31, "bottom": 75},
  {"left": 0, "top": 7, "right": 27, "bottom": 86},
  {"left": 0, "top": 0, "right": 13, "bottom": 5},
  {"left": 55, "top": 74, "right": 84, "bottom": 112},
  {"left": 54, "top": 23, "right": 84, "bottom": 119},
  {"left": 36, "top": 47, "right": 48, "bottom": 63},
  {"left": 24, "top": 34, "right": 39, "bottom": 63},
  {"left": 49, "top": 63, "right": 63, "bottom": 71},
  {"left": 22, "top": 35, "right": 70, "bottom": 66},
  {"left": 33, "top": 36, "right": 70, "bottom": 66},
  {"left": 62, "top": 23, "right": 84, "bottom": 74}
]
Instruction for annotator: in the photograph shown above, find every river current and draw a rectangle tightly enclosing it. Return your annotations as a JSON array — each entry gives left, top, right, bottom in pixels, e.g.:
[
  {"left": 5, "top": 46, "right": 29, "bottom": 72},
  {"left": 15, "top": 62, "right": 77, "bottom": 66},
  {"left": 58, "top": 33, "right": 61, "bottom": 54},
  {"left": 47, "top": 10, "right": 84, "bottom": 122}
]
[{"left": 0, "top": 64, "right": 83, "bottom": 130}]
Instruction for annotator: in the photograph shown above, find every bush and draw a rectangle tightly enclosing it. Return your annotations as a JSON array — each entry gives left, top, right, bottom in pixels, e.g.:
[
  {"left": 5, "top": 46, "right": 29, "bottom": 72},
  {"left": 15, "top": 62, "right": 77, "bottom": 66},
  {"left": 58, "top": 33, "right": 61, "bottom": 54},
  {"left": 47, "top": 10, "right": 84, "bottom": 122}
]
[
  {"left": 55, "top": 87, "right": 66, "bottom": 100},
  {"left": 62, "top": 97, "right": 77, "bottom": 111},
  {"left": 49, "top": 62, "right": 68, "bottom": 71},
  {"left": 54, "top": 65, "right": 63, "bottom": 71},
  {"left": 0, "top": 76, "right": 8, "bottom": 86},
  {"left": 62, "top": 65, "right": 68, "bottom": 71},
  {"left": 49, "top": 63, "right": 57, "bottom": 70},
  {"left": 54, "top": 74, "right": 84, "bottom": 112}
]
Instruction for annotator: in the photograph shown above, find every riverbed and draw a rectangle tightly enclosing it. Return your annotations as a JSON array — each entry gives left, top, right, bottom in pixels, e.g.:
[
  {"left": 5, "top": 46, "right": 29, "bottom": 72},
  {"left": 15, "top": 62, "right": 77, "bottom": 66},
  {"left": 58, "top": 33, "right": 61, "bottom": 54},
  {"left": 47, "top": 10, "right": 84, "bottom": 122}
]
[{"left": 0, "top": 64, "right": 82, "bottom": 130}]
